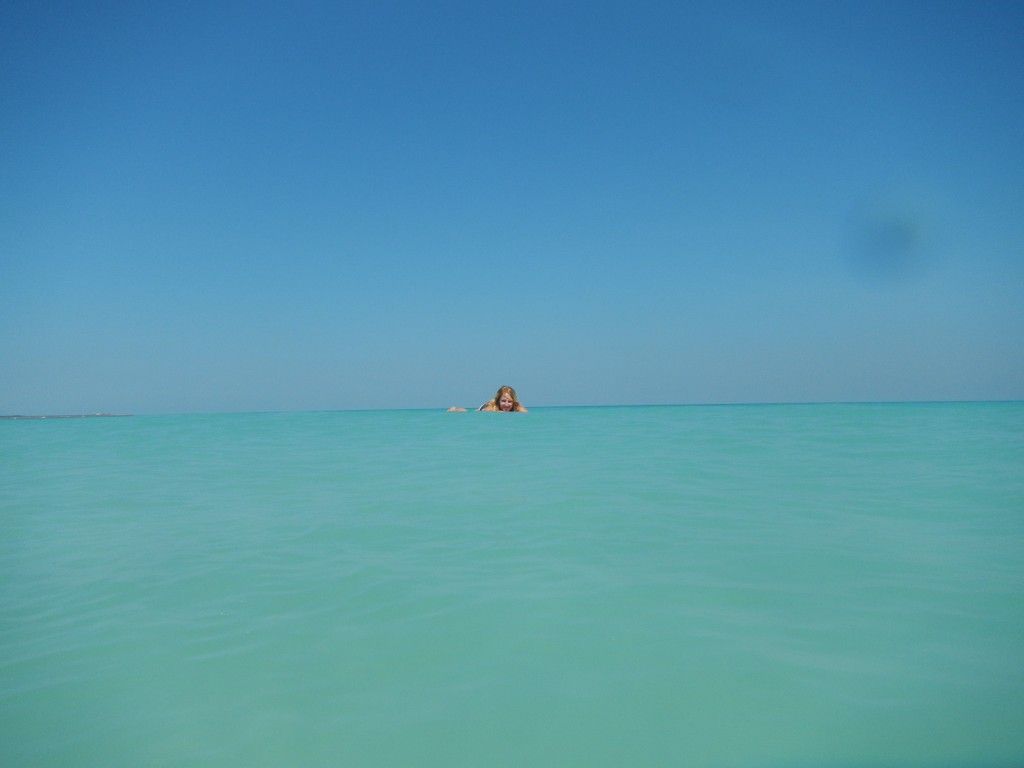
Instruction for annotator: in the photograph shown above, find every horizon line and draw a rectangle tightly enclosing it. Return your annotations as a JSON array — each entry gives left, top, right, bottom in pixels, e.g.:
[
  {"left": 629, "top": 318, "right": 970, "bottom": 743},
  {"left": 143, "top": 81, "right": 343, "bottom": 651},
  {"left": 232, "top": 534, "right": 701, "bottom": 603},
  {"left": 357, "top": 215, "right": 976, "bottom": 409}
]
[{"left": 5, "top": 398, "right": 1022, "bottom": 419}]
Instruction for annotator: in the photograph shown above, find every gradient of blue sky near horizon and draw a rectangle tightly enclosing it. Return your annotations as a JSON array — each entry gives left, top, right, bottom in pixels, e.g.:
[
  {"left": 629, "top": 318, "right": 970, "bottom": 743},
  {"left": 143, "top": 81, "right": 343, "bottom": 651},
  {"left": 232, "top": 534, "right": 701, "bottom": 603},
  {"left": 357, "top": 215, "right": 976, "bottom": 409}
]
[{"left": 2, "top": 0, "right": 1022, "bottom": 414}]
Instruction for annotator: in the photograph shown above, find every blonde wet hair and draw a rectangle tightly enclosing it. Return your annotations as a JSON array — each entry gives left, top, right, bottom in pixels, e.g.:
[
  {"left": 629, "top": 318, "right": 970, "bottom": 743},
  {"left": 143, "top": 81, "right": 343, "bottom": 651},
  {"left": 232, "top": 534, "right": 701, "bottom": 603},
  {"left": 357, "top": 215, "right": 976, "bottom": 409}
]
[{"left": 479, "top": 385, "right": 525, "bottom": 412}]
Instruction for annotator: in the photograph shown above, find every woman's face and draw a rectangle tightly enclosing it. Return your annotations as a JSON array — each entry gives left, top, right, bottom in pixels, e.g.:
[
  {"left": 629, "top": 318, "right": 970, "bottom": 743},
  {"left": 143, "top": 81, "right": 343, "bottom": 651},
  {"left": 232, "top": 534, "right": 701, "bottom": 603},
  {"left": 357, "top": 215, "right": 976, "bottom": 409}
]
[{"left": 498, "top": 393, "right": 515, "bottom": 411}]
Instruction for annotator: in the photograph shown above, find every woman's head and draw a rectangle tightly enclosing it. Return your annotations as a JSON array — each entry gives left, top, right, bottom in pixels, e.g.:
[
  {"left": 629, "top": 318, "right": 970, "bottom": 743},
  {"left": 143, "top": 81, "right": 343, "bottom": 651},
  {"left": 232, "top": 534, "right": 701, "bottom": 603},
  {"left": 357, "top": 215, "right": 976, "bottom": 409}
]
[{"left": 494, "top": 386, "right": 520, "bottom": 412}]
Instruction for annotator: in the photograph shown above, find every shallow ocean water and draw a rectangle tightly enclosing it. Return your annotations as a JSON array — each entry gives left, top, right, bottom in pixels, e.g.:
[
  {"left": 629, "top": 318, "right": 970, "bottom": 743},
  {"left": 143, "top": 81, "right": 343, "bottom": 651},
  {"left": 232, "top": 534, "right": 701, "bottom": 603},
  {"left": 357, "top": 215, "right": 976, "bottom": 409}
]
[{"left": 2, "top": 403, "right": 1023, "bottom": 766}]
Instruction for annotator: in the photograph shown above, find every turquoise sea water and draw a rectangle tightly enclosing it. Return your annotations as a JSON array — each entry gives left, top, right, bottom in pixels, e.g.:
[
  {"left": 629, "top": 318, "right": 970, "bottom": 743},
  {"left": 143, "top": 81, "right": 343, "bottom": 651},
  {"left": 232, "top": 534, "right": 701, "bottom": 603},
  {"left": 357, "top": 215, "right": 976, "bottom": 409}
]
[{"left": 2, "top": 403, "right": 1023, "bottom": 767}]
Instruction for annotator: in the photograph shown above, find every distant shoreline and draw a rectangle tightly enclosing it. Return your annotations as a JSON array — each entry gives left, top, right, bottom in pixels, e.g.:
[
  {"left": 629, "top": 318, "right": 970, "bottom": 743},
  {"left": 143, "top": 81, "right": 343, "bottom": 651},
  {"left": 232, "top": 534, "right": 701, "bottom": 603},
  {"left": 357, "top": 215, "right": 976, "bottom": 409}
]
[{"left": 0, "top": 414, "right": 132, "bottom": 420}]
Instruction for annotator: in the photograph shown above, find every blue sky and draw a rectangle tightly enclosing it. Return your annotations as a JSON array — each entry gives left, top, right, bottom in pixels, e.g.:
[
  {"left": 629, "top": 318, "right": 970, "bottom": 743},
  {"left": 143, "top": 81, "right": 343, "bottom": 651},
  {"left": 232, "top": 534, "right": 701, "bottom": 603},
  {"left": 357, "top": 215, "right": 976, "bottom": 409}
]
[{"left": 2, "top": 0, "right": 1022, "bottom": 413}]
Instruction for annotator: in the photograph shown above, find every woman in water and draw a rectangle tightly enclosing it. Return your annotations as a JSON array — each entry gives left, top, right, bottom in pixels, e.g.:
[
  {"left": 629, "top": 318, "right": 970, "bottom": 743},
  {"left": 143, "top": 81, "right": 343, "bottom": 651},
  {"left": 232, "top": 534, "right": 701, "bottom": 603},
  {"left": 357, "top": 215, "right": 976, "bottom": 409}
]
[
  {"left": 478, "top": 385, "right": 527, "bottom": 412},
  {"left": 448, "top": 386, "right": 528, "bottom": 413}
]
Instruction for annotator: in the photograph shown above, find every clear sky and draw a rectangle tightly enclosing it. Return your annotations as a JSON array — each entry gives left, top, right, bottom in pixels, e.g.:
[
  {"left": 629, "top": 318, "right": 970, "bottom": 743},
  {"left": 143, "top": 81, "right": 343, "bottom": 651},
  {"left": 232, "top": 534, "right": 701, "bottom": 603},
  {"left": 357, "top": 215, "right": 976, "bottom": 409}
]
[{"left": 2, "top": 0, "right": 1022, "bottom": 414}]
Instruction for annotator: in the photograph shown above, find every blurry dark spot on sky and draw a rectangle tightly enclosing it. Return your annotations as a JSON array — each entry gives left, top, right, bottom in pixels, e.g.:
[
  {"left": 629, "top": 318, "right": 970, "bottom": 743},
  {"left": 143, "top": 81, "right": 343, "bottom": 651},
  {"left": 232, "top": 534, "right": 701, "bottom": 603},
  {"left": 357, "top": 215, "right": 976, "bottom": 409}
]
[{"left": 844, "top": 202, "right": 925, "bottom": 285}]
